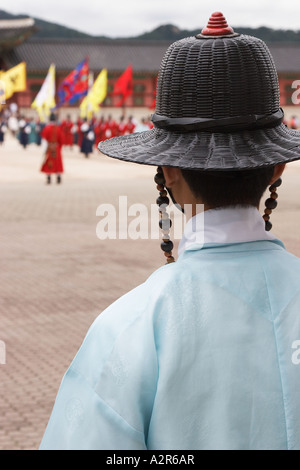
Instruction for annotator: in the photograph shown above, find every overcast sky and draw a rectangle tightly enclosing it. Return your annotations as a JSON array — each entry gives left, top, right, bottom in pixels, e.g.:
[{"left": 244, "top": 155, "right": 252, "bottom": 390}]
[{"left": 6, "top": 0, "right": 300, "bottom": 37}]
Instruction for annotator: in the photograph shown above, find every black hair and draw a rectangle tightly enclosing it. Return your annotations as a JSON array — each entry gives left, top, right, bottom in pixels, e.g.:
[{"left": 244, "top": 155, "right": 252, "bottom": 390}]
[{"left": 181, "top": 167, "right": 275, "bottom": 209}]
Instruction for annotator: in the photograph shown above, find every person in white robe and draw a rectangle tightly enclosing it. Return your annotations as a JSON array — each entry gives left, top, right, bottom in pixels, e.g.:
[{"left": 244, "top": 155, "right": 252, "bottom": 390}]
[{"left": 40, "top": 12, "right": 300, "bottom": 450}]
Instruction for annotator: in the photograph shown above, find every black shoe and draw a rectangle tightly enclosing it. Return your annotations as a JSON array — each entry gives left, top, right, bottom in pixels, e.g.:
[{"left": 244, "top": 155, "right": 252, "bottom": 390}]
[
  {"left": 46, "top": 175, "right": 51, "bottom": 184},
  {"left": 57, "top": 175, "right": 61, "bottom": 184}
]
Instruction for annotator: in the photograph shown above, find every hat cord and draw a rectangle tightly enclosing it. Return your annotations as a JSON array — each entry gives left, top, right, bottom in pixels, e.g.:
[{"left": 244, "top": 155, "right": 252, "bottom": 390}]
[
  {"left": 154, "top": 167, "right": 175, "bottom": 263},
  {"left": 154, "top": 169, "right": 282, "bottom": 261},
  {"left": 263, "top": 178, "right": 282, "bottom": 231}
]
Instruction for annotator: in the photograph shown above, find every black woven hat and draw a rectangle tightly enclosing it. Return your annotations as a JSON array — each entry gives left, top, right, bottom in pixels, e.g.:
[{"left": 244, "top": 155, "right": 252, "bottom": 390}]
[{"left": 98, "top": 12, "right": 300, "bottom": 171}]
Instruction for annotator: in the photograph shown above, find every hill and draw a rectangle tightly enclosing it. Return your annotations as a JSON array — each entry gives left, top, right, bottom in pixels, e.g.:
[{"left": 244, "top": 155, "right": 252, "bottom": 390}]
[
  {"left": 133, "top": 23, "right": 300, "bottom": 43},
  {"left": 0, "top": 9, "right": 95, "bottom": 39},
  {"left": 2, "top": 9, "right": 300, "bottom": 43}
]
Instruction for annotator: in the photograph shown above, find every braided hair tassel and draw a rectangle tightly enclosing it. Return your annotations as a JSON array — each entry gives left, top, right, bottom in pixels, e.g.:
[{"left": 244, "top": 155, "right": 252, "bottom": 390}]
[
  {"left": 154, "top": 167, "right": 175, "bottom": 263},
  {"left": 263, "top": 177, "right": 282, "bottom": 231}
]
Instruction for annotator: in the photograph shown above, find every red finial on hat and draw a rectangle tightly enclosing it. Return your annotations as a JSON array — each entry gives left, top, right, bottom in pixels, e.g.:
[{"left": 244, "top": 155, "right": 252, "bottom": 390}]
[{"left": 201, "top": 12, "right": 234, "bottom": 36}]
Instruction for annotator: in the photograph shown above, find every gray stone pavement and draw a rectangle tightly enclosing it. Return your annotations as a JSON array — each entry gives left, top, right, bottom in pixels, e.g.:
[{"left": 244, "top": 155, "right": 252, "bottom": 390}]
[{"left": 1, "top": 134, "right": 300, "bottom": 450}]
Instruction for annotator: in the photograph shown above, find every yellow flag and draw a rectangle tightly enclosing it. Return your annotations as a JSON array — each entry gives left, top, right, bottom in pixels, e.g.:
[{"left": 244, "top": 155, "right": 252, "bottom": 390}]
[
  {"left": 0, "top": 62, "right": 26, "bottom": 100},
  {"left": 80, "top": 69, "right": 107, "bottom": 118},
  {"left": 31, "top": 64, "right": 56, "bottom": 122}
]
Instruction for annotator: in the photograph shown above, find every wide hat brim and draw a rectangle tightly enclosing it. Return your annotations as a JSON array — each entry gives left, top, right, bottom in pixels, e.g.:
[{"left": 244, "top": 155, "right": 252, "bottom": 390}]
[{"left": 98, "top": 123, "right": 300, "bottom": 171}]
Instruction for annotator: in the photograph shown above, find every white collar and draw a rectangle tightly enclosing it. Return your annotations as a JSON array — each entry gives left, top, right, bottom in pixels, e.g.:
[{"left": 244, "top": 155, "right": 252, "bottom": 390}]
[{"left": 178, "top": 206, "right": 276, "bottom": 257}]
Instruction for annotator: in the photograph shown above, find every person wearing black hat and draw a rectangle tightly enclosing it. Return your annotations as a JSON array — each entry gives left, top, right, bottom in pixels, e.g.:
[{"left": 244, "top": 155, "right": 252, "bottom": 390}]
[{"left": 40, "top": 13, "right": 300, "bottom": 450}]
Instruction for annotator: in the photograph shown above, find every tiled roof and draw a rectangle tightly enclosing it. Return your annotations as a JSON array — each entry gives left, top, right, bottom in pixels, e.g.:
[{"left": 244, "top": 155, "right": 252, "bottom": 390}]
[
  {"left": 0, "top": 18, "right": 35, "bottom": 29},
  {"left": 3, "top": 37, "right": 300, "bottom": 74},
  {"left": 4, "top": 38, "right": 172, "bottom": 73},
  {"left": 268, "top": 43, "right": 300, "bottom": 73},
  {"left": 0, "top": 18, "right": 36, "bottom": 51}
]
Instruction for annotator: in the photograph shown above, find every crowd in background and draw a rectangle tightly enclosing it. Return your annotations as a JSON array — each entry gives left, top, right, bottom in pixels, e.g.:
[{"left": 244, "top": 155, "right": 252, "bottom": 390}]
[
  {"left": 286, "top": 115, "right": 299, "bottom": 129},
  {"left": 1, "top": 106, "right": 300, "bottom": 153},
  {"left": 0, "top": 104, "right": 154, "bottom": 156}
]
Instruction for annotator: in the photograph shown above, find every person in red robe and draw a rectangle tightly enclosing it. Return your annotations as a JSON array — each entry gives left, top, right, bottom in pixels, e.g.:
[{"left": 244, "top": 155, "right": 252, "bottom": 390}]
[
  {"left": 117, "top": 115, "right": 127, "bottom": 136},
  {"left": 40, "top": 113, "right": 64, "bottom": 184},
  {"left": 126, "top": 116, "right": 136, "bottom": 134},
  {"left": 60, "top": 114, "right": 74, "bottom": 148},
  {"left": 94, "top": 116, "right": 105, "bottom": 148},
  {"left": 105, "top": 115, "right": 118, "bottom": 139}
]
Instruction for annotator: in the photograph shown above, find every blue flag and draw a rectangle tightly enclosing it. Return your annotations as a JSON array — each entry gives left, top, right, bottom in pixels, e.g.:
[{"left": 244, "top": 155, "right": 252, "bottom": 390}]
[{"left": 56, "top": 59, "right": 89, "bottom": 107}]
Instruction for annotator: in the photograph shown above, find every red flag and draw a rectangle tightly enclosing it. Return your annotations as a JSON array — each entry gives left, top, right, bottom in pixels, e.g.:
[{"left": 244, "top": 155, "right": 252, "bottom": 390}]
[
  {"left": 149, "top": 76, "right": 158, "bottom": 109},
  {"left": 112, "top": 65, "right": 133, "bottom": 106}
]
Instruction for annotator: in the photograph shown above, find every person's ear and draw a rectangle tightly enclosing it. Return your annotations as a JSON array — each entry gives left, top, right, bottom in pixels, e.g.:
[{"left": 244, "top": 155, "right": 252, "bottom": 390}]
[
  {"left": 270, "top": 163, "right": 286, "bottom": 184},
  {"left": 161, "top": 167, "right": 181, "bottom": 187}
]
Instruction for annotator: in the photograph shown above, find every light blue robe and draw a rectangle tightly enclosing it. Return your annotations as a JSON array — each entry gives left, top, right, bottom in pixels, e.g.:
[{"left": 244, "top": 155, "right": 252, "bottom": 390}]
[{"left": 40, "top": 208, "right": 300, "bottom": 450}]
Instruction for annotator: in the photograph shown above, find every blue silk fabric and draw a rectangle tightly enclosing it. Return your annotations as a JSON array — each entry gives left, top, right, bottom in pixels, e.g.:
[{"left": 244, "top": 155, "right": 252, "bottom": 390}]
[{"left": 40, "top": 240, "right": 300, "bottom": 450}]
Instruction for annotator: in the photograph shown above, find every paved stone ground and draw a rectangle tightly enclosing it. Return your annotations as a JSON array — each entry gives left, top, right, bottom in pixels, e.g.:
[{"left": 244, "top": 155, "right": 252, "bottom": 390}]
[{"left": 0, "top": 134, "right": 300, "bottom": 450}]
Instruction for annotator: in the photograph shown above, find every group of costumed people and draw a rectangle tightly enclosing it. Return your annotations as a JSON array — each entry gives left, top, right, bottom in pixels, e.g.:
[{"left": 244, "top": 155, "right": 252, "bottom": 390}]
[
  {"left": 40, "top": 114, "right": 153, "bottom": 184},
  {"left": 0, "top": 113, "right": 45, "bottom": 147},
  {"left": 32, "top": 12, "right": 300, "bottom": 450},
  {"left": 1, "top": 111, "right": 298, "bottom": 150}
]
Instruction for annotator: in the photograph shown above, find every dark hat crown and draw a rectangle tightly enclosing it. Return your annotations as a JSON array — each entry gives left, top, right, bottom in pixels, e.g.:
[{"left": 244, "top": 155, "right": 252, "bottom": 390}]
[
  {"left": 98, "top": 12, "right": 300, "bottom": 172},
  {"left": 155, "top": 21, "right": 280, "bottom": 123}
]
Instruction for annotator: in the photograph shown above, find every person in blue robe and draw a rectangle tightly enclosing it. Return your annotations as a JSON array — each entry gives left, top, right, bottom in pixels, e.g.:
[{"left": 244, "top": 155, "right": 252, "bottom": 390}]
[
  {"left": 28, "top": 118, "right": 38, "bottom": 144},
  {"left": 0, "top": 116, "right": 7, "bottom": 145},
  {"left": 40, "top": 12, "right": 300, "bottom": 450},
  {"left": 18, "top": 117, "right": 30, "bottom": 149},
  {"left": 80, "top": 119, "right": 94, "bottom": 158}
]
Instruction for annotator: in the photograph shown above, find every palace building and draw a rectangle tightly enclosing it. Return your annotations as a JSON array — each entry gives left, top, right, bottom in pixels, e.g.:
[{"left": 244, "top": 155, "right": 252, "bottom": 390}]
[{"left": 1, "top": 16, "right": 300, "bottom": 112}]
